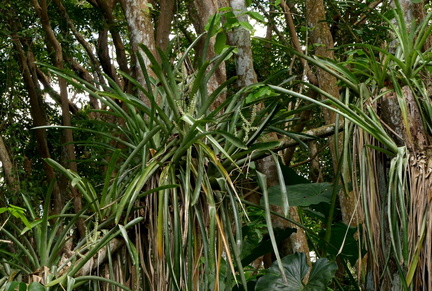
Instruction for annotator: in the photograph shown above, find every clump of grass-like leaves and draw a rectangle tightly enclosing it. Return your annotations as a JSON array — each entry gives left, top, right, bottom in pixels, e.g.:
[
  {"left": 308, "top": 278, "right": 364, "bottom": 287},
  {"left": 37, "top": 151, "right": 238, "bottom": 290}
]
[
  {"left": 270, "top": 2, "right": 432, "bottom": 289},
  {"left": 32, "top": 30, "right": 286, "bottom": 290}
]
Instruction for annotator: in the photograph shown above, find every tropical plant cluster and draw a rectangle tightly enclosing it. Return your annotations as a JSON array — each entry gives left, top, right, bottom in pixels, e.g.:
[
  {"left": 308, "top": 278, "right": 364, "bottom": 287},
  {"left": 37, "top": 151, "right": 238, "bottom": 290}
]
[{"left": 1, "top": 0, "right": 432, "bottom": 290}]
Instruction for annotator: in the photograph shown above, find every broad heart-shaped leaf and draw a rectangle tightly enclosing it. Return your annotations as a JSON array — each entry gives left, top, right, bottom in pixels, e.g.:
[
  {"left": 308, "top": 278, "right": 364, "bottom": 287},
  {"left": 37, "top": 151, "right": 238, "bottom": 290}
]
[
  {"left": 319, "top": 222, "right": 364, "bottom": 266},
  {"left": 241, "top": 227, "right": 296, "bottom": 266},
  {"left": 255, "top": 252, "right": 308, "bottom": 291},
  {"left": 255, "top": 252, "right": 337, "bottom": 291},
  {"left": 304, "top": 257, "right": 338, "bottom": 290},
  {"left": 280, "top": 165, "right": 309, "bottom": 185},
  {"left": 263, "top": 183, "right": 334, "bottom": 207}
]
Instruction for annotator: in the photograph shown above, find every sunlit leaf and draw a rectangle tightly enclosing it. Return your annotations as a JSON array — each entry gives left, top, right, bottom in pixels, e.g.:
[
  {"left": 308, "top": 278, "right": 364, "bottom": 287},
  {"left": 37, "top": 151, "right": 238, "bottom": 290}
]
[{"left": 247, "top": 11, "right": 264, "bottom": 22}]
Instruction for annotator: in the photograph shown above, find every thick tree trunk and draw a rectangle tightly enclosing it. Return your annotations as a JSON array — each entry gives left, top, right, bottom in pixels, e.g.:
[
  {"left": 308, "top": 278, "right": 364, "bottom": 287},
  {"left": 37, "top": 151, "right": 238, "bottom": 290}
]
[
  {"left": 228, "top": 0, "right": 310, "bottom": 261},
  {"left": 227, "top": 0, "right": 257, "bottom": 88},
  {"left": 306, "top": 0, "right": 359, "bottom": 228},
  {"left": 0, "top": 134, "right": 18, "bottom": 194},
  {"left": 189, "top": 0, "right": 227, "bottom": 109},
  {"left": 155, "top": 0, "right": 175, "bottom": 52},
  {"left": 380, "top": 85, "right": 432, "bottom": 290},
  {"left": 120, "top": 0, "right": 157, "bottom": 106},
  {"left": 370, "top": 3, "right": 432, "bottom": 289}
]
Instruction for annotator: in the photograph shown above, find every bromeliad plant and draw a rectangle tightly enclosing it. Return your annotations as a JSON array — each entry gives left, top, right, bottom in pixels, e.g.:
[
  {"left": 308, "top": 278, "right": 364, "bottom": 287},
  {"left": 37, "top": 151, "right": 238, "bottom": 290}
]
[{"left": 36, "top": 30, "right": 289, "bottom": 290}]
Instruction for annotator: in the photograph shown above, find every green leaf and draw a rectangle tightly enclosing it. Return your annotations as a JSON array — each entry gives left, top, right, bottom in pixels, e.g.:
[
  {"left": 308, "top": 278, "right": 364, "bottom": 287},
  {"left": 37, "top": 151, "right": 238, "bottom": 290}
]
[
  {"left": 5, "top": 282, "right": 19, "bottom": 291},
  {"left": 241, "top": 227, "right": 296, "bottom": 266},
  {"left": 238, "top": 21, "right": 254, "bottom": 32},
  {"left": 218, "top": 7, "right": 232, "bottom": 12},
  {"left": 13, "top": 212, "right": 31, "bottom": 229},
  {"left": 223, "top": 11, "right": 239, "bottom": 26},
  {"left": 9, "top": 204, "right": 26, "bottom": 212},
  {"left": 28, "top": 282, "right": 46, "bottom": 291},
  {"left": 246, "top": 85, "right": 279, "bottom": 103},
  {"left": 214, "top": 32, "right": 227, "bottom": 54},
  {"left": 247, "top": 11, "right": 264, "bottom": 22},
  {"left": 5, "top": 282, "right": 27, "bottom": 291},
  {"left": 320, "top": 222, "right": 363, "bottom": 266},
  {"left": 264, "top": 183, "right": 334, "bottom": 207},
  {"left": 213, "top": 130, "right": 247, "bottom": 149},
  {"left": 255, "top": 252, "right": 308, "bottom": 290},
  {"left": 145, "top": 3, "right": 154, "bottom": 10},
  {"left": 255, "top": 252, "right": 337, "bottom": 291},
  {"left": 71, "top": 176, "right": 82, "bottom": 187},
  {"left": 280, "top": 166, "right": 309, "bottom": 185},
  {"left": 7, "top": 205, "right": 31, "bottom": 229},
  {"left": 204, "top": 13, "right": 221, "bottom": 36},
  {"left": 67, "top": 275, "right": 76, "bottom": 291},
  {"left": 257, "top": 171, "right": 287, "bottom": 283},
  {"left": 305, "top": 258, "right": 338, "bottom": 290}
]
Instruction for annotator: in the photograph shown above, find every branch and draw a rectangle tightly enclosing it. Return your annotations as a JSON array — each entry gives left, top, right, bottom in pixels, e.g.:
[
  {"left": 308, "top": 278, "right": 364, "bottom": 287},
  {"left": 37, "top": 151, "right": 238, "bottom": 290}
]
[
  {"left": 354, "top": 0, "right": 384, "bottom": 26},
  {"left": 280, "top": 0, "right": 318, "bottom": 86},
  {"left": 256, "top": 3, "right": 289, "bottom": 46},
  {"left": 75, "top": 238, "right": 125, "bottom": 277},
  {"left": 276, "top": 122, "right": 344, "bottom": 151},
  {"left": 36, "top": 67, "right": 79, "bottom": 114},
  {"left": 54, "top": 0, "right": 105, "bottom": 85},
  {"left": 227, "top": 122, "right": 344, "bottom": 171},
  {"left": 56, "top": 238, "right": 125, "bottom": 278},
  {"left": 96, "top": 0, "right": 130, "bottom": 76}
]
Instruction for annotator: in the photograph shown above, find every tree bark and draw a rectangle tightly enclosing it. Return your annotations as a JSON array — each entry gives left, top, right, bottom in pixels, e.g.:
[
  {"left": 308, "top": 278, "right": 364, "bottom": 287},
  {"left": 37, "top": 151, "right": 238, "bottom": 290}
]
[
  {"left": 11, "top": 33, "right": 62, "bottom": 215},
  {"left": 227, "top": 0, "right": 257, "bottom": 88},
  {"left": 306, "top": 0, "right": 359, "bottom": 228},
  {"left": 96, "top": 0, "right": 131, "bottom": 76},
  {"left": 155, "top": 0, "right": 175, "bottom": 52},
  {"left": 227, "top": 0, "right": 310, "bottom": 261},
  {"left": 0, "top": 134, "right": 18, "bottom": 194},
  {"left": 120, "top": 0, "right": 157, "bottom": 106},
  {"left": 189, "top": 0, "right": 227, "bottom": 110}
]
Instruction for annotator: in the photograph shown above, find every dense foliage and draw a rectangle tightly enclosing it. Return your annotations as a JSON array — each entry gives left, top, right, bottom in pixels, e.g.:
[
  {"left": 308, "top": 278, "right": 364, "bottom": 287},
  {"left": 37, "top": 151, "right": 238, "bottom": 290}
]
[{"left": 1, "top": 0, "right": 432, "bottom": 290}]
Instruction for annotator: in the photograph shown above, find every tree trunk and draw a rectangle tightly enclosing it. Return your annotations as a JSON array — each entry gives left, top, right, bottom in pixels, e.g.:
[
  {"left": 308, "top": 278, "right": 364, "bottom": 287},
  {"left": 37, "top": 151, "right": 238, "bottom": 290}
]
[
  {"left": 120, "top": 0, "right": 157, "bottom": 106},
  {"left": 95, "top": 0, "right": 131, "bottom": 89},
  {"left": 189, "top": 0, "right": 227, "bottom": 109},
  {"left": 306, "top": 0, "right": 359, "bottom": 229},
  {"left": 0, "top": 134, "right": 19, "bottom": 194},
  {"left": 227, "top": 0, "right": 257, "bottom": 89},
  {"left": 228, "top": 0, "right": 310, "bottom": 261},
  {"left": 31, "top": 0, "right": 85, "bottom": 237},
  {"left": 155, "top": 0, "right": 175, "bottom": 52},
  {"left": 11, "top": 31, "right": 62, "bottom": 216}
]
